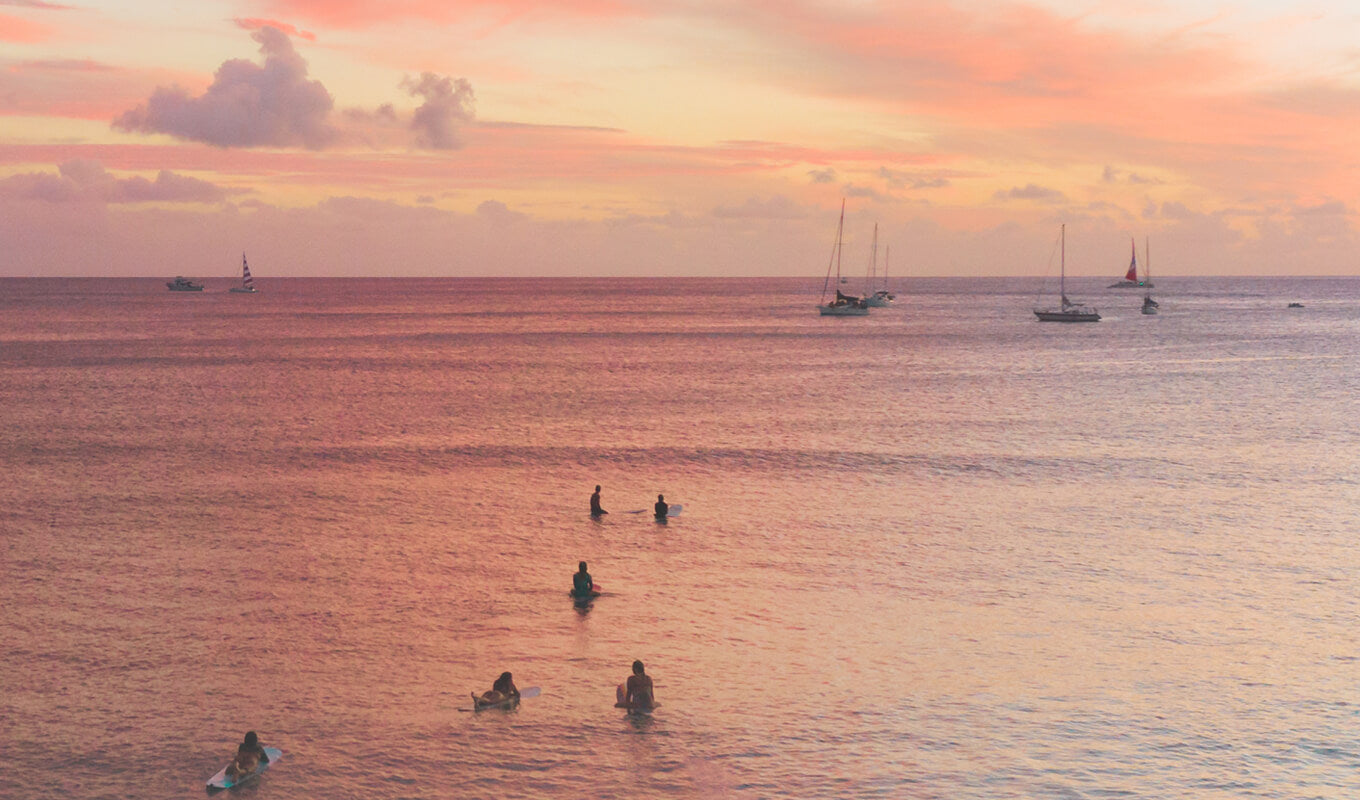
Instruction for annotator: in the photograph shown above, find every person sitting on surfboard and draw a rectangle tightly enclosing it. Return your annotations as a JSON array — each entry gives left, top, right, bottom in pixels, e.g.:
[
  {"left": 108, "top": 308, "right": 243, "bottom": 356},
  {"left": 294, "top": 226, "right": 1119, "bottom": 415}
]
[
  {"left": 572, "top": 562, "right": 594, "bottom": 598},
  {"left": 653, "top": 494, "right": 669, "bottom": 520},
  {"left": 616, "top": 660, "right": 655, "bottom": 711},
  {"left": 475, "top": 672, "right": 520, "bottom": 707},
  {"left": 225, "top": 731, "right": 270, "bottom": 779},
  {"left": 590, "top": 485, "right": 607, "bottom": 516}
]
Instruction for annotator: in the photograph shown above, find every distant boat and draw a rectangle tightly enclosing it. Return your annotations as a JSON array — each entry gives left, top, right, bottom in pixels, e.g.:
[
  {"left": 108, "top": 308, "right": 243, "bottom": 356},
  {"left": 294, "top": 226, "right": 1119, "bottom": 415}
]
[
  {"left": 871, "top": 244, "right": 896, "bottom": 306},
  {"left": 1034, "top": 224, "right": 1100, "bottom": 322},
  {"left": 1140, "top": 238, "right": 1158, "bottom": 315},
  {"left": 818, "top": 200, "right": 869, "bottom": 316},
  {"left": 1109, "top": 237, "right": 1152, "bottom": 288},
  {"left": 1287, "top": 302, "right": 1305, "bottom": 308},
  {"left": 229, "top": 253, "right": 257, "bottom": 293},
  {"left": 166, "top": 276, "right": 204, "bottom": 292},
  {"left": 862, "top": 225, "right": 893, "bottom": 307}
]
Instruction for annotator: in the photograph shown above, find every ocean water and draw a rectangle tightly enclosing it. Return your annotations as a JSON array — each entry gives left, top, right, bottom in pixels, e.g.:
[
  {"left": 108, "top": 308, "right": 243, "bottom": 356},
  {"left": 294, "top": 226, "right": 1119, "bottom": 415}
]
[{"left": 2, "top": 276, "right": 1358, "bottom": 799}]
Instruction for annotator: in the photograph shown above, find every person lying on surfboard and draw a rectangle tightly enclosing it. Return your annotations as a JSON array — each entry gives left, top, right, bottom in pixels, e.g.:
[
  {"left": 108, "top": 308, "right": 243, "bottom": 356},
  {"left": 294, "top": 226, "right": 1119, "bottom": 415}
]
[
  {"left": 572, "top": 562, "right": 594, "bottom": 599},
  {"left": 616, "top": 660, "right": 655, "bottom": 711},
  {"left": 653, "top": 495, "right": 669, "bottom": 520},
  {"left": 225, "top": 731, "right": 270, "bottom": 780},
  {"left": 474, "top": 672, "right": 520, "bottom": 707}
]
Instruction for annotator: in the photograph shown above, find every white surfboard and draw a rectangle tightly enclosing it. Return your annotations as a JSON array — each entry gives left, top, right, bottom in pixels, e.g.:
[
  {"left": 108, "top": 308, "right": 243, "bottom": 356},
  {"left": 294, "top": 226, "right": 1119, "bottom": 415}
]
[
  {"left": 206, "top": 747, "right": 282, "bottom": 791},
  {"left": 468, "top": 686, "right": 541, "bottom": 711}
]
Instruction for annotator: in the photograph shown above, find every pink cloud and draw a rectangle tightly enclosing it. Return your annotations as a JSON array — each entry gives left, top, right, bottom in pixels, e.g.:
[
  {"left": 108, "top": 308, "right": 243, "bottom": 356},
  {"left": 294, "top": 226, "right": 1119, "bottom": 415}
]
[
  {"left": 234, "top": 17, "right": 317, "bottom": 41},
  {"left": 994, "top": 183, "right": 1067, "bottom": 203},
  {"left": 260, "top": 0, "right": 636, "bottom": 28},
  {"left": 0, "top": 59, "right": 203, "bottom": 120},
  {"left": 113, "top": 26, "right": 336, "bottom": 149},
  {"left": 701, "top": 0, "right": 1357, "bottom": 205},
  {"left": 0, "top": 11, "right": 52, "bottom": 42},
  {"left": 712, "top": 195, "right": 809, "bottom": 220}
]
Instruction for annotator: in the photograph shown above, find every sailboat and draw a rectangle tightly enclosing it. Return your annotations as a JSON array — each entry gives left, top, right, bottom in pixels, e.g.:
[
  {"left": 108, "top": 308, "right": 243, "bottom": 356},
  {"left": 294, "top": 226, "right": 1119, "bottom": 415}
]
[
  {"left": 874, "top": 245, "right": 896, "bottom": 305},
  {"left": 1140, "top": 238, "right": 1158, "bottom": 315},
  {"left": 1034, "top": 224, "right": 1100, "bottom": 322},
  {"left": 229, "top": 253, "right": 257, "bottom": 293},
  {"left": 863, "top": 226, "right": 894, "bottom": 307},
  {"left": 1108, "top": 238, "right": 1152, "bottom": 288},
  {"left": 817, "top": 200, "right": 869, "bottom": 316}
]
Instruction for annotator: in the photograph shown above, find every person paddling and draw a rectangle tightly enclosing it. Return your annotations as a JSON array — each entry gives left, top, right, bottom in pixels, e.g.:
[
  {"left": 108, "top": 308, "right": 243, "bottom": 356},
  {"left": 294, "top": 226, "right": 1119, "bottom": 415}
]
[
  {"left": 590, "top": 485, "right": 607, "bottom": 517},
  {"left": 572, "top": 561, "right": 594, "bottom": 599},
  {"left": 225, "top": 731, "right": 270, "bottom": 780},
  {"left": 616, "top": 660, "right": 655, "bottom": 712},
  {"left": 474, "top": 671, "right": 520, "bottom": 707},
  {"left": 653, "top": 494, "right": 669, "bottom": 520}
]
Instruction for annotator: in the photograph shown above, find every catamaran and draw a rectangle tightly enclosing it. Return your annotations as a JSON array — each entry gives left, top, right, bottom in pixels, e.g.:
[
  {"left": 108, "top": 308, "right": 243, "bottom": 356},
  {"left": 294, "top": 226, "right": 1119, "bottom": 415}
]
[
  {"left": 1034, "top": 224, "right": 1099, "bottom": 322},
  {"left": 817, "top": 200, "right": 869, "bottom": 316},
  {"left": 229, "top": 253, "right": 257, "bottom": 293},
  {"left": 1108, "top": 238, "right": 1152, "bottom": 288}
]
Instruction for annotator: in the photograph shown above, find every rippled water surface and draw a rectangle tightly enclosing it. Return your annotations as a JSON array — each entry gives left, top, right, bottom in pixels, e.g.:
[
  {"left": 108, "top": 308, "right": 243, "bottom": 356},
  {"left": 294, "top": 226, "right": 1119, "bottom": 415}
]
[{"left": 3, "top": 276, "right": 1359, "bottom": 799}]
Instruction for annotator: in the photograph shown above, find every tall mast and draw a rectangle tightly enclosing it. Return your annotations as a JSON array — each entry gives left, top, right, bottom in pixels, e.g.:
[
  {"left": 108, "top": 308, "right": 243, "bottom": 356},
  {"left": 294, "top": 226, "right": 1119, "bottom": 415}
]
[
  {"left": 1145, "top": 237, "right": 1151, "bottom": 298},
  {"left": 821, "top": 199, "right": 846, "bottom": 302},
  {"left": 835, "top": 201, "right": 844, "bottom": 284},
  {"left": 1060, "top": 223, "right": 1066, "bottom": 300},
  {"left": 866, "top": 223, "right": 877, "bottom": 293}
]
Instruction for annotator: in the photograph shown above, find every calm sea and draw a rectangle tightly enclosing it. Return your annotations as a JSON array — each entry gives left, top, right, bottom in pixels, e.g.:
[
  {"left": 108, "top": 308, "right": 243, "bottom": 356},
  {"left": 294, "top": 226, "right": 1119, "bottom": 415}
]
[{"left": 3, "top": 276, "right": 1358, "bottom": 799}]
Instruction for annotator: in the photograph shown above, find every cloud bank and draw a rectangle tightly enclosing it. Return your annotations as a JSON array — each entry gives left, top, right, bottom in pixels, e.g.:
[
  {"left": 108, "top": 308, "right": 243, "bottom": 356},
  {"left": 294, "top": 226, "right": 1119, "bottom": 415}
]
[{"left": 0, "top": 159, "right": 232, "bottom": 203}]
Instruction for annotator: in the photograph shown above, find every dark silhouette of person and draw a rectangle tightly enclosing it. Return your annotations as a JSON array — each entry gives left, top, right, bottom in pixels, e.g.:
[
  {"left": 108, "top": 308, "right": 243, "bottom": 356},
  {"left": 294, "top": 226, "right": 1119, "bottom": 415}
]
[
  {"left": 573, "top": 561, "right": 594, "bottom": 599},
  {"left": 590, "top": 485, "right": 607, "bottom": 516}
]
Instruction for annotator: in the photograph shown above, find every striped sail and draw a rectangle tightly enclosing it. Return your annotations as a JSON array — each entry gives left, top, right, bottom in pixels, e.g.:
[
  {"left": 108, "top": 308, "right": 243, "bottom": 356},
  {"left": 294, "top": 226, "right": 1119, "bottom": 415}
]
[{"left": 242, "top": 254, "right": 254, "bottom": 290}]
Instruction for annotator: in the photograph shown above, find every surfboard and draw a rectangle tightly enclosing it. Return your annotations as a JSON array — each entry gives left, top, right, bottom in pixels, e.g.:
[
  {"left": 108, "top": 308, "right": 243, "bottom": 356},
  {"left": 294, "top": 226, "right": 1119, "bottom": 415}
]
[
  {"left": 470, "top": 686, "right": 541, "bottom": 711},
  {"left": 206, "top": 747, "right": 282, "bottom": 791},
  {"left": 614, "top": 682, "right": 658, "bottom": 714},
  {"left": 627, "top": 504, "right": 683, "bottom": 517}
]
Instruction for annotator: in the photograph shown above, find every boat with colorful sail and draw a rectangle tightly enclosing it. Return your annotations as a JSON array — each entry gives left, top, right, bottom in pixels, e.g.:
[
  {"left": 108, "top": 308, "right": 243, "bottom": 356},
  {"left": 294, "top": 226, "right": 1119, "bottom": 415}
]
[
  {"left": 229, "top": 254, "right": 257, "bottom": 293},
  {"left": 1109, "top": 237, "right": 1152, "bottom": 288}
]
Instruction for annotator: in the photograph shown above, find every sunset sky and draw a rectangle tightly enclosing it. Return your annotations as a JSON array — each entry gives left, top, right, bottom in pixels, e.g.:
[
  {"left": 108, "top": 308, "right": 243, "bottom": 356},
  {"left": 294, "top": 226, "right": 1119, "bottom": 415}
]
[{"left": 2, "top": 0, "right": 1357, "bottom": 276}]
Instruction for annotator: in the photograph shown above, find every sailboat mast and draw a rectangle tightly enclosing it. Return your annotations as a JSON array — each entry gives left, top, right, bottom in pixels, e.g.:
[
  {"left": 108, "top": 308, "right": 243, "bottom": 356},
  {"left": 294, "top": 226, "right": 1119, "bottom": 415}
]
[
  {"left": 836, "top": 203, "right": 844, "bottom": 284},
  {"left": 1145, "top": 237, "right": 1151, "bottom": 297},
  {"left": 1060, "top": 223, "right": 1065, "bottom": 299},
  {"left": 820, "top": 199, "right": 846, "bottom": 302},
  {"left": 866, "top": 223, "right": 877, "bottom": 294}
]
